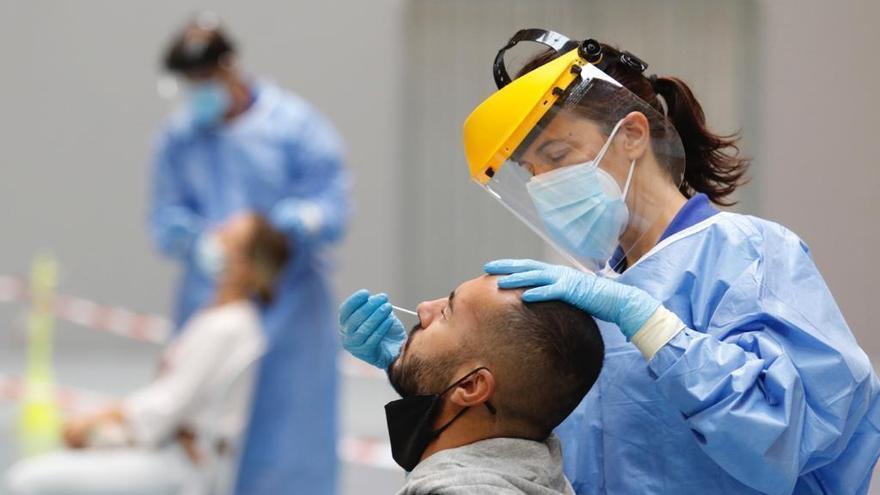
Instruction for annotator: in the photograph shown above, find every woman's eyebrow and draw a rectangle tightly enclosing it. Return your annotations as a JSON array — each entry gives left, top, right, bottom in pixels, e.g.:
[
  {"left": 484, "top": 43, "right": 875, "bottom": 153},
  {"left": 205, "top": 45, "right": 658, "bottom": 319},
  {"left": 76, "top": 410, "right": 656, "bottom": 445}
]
[{"left": 536, "top": 138, "right": 566, "bottom": 156}]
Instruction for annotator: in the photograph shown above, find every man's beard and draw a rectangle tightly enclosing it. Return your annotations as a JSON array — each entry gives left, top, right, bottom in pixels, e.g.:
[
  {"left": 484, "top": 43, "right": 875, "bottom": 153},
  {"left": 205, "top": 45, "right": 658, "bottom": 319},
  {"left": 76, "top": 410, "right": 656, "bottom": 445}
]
[
  {"left": 387, "top": 347, "right": 465, "bottom": 398},
  {"left": 387, "top": 352, "right": 430, "bottom": 398}
]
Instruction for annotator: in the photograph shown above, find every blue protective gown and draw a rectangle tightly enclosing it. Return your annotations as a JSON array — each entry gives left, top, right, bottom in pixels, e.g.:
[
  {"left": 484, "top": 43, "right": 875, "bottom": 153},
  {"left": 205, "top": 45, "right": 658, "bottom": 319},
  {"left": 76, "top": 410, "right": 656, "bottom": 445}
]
[
  {"left": 149, "top": 82, "right": 350, "bottom": 494},
  {"left": 559, "top": 194, "right": 880, "bottom": 495}
]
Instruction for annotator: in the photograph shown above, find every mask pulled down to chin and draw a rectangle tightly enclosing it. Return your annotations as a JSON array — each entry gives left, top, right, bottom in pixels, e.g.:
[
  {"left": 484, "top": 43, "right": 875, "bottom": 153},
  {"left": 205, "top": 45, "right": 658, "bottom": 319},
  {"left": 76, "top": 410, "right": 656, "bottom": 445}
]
[{"left": 384, "top": 366, "right": 495, "bottom": 472}]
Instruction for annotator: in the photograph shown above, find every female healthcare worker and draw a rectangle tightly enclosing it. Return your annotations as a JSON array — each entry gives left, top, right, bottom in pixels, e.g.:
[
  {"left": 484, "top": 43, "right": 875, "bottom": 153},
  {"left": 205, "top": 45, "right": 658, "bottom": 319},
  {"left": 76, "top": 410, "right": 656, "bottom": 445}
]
[{"left": 339, "top": 30, "right": 880, "bottom": 494}]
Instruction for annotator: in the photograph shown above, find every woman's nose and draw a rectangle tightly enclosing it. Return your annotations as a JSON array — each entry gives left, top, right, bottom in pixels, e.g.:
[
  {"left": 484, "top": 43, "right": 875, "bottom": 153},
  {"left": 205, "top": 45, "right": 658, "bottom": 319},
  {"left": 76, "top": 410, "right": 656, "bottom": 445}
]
[
  {"left": 531, "top": 162, "right": 557, "bottom": 176},
  {"left": 416, "top": 298, "right": 445, "bottom": 327}
]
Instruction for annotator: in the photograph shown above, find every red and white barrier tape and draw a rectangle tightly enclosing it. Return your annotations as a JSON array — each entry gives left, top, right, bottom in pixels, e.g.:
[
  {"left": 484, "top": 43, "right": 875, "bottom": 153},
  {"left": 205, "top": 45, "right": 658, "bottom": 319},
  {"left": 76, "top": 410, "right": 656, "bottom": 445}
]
[
  {"left": 0, "top": 275, "right": 170, "bottom": 344},
  {"left": 0, "top": 275, "right": 396, "bottom": 469},
  {"left": 0, "top": 275, "right": 23, "bottom": 304},
  {"left": 0, "top": 274, "right": 386, "bottom": 380},
  {"left": 338, "top": 435, "right": 398, "bottom": 470},
  {"left": 0, "top": 374, "right": 111, "bottom": 412}
]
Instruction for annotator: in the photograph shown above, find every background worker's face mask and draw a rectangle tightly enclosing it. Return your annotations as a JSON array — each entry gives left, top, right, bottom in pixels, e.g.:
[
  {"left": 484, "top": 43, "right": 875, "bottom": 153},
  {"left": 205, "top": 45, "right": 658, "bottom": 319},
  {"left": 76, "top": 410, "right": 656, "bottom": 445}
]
[
  {"left": 526, "top": 120, "right": 635, "bottom": 268},
  {"left": 195, "top": 233, "right": 226, "bottom": 280},
  {"left": 188, "top": 80, "right": 231, "bottom": 127},
  {"left": 384, "top": 367, "right": 495, "bottom": 471}
]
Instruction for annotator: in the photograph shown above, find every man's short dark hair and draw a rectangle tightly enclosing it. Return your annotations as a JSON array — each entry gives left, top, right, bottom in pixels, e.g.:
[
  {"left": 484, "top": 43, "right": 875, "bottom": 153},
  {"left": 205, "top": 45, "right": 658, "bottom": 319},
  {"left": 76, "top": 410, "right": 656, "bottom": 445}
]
[
  {"left": 163, "top": 18, "right": 236, "bottom": 74},
  {"left": 387, "top": 289, "right": 605, "bottom": 439},
  {"left": 482, "top": 299, "right": 604, "bottom": 438}
]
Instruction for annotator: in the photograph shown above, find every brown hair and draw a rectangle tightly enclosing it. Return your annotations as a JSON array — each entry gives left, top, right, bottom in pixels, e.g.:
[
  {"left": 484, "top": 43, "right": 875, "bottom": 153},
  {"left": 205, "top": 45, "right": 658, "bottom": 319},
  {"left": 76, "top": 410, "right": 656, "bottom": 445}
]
[
  {"left": 246, "top": 216, "right": 290, "bottom": 304},
  {"left": 163, "top": 15, "right": 236, "bottom": 74},
  {"left": 519, "top": 43, "right": 749, "bottom": 206}
]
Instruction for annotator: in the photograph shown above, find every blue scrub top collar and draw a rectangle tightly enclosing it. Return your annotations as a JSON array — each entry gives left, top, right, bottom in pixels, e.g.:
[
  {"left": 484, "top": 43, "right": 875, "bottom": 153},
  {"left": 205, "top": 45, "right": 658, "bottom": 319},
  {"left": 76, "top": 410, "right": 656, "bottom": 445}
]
[{"left": 610, "top": 193, "right": 719, "bottom": 272}]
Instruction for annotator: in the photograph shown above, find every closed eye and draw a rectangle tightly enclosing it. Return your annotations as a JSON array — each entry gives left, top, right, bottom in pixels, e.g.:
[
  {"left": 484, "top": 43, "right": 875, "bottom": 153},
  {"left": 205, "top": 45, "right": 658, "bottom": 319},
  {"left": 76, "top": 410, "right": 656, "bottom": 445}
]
[
  {"left": 548, "top": 150, "right": 570, "bottom": 162},
  {"left": 538, "top": 140, "right": 573, "bottom": 164}
]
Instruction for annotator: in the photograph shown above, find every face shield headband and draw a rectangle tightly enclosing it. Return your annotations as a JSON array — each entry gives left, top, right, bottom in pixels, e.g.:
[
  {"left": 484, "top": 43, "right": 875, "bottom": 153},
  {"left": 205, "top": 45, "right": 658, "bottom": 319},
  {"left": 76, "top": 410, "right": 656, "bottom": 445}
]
[{"left": 493, "top": 29, "right": 649, "bottom": 90}]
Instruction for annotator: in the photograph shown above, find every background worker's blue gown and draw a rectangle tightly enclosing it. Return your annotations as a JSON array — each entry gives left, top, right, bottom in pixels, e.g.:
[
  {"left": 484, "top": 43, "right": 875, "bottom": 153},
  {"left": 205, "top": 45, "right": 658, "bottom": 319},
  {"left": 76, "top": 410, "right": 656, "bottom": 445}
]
[
  {"left": 559, "top": 194, "right": 880, "bottom": 495},
  {"left": 149, "top": 82, "right": 350, "bottom": 494}
]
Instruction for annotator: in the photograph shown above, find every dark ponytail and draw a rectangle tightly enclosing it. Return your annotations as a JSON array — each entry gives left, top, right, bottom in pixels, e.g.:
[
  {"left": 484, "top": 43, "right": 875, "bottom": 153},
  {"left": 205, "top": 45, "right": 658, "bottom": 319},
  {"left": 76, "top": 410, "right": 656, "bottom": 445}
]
[
  {"left": 519, "top": 43, "right": 750, "bottom": 206},
  {"left": 652, "top": 76, "right": 749, "bottom": 206}
]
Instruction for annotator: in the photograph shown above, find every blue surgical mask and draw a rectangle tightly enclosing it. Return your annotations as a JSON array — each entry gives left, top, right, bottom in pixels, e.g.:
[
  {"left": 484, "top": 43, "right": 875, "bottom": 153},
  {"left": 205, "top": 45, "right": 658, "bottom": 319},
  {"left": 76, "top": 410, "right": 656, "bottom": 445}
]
[
  {"left": 195, "top": 233, "right": 225, "bottom": 280},
  {"left": 526, "top": 120, "right": 635, "bottom": 268},
  {"left": 188, "top": 81, "right": 231, "bottom": 127}
]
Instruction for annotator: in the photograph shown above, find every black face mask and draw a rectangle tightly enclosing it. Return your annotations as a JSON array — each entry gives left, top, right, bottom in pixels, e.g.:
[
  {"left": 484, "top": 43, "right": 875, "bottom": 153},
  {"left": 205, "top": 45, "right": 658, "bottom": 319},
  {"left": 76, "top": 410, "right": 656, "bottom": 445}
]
[{"left": 384, "top": 367, "right": 496, "bottom": 472}]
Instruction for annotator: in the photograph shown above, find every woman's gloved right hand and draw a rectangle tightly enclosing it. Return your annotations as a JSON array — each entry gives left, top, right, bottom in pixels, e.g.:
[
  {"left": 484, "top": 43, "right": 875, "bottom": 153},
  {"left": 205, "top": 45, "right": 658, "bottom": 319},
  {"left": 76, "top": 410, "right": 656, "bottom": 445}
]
[{"left": 338, "top": 290, "right": 406, "bottom": 369}]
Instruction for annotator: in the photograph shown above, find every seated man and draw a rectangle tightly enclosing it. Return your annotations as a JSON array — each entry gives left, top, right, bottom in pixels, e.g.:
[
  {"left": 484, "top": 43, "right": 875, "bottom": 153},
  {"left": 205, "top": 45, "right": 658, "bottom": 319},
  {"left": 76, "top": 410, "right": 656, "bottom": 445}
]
[
  {"left": 339, "top": 275, "right": 604, "bottom": 495},
  {"left": 6, "top": 213, "right": 289, "bottom": 495}
]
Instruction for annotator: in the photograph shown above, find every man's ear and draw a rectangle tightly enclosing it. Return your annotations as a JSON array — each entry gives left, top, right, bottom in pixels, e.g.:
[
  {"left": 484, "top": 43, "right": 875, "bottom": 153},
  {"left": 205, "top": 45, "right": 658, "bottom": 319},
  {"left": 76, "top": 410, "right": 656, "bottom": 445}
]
[
  {"left": 620, "top": 111, "right": 650, "bottom": 160},
  {"left": 449, "top": 368, "right": 495, "bottom": 408}
]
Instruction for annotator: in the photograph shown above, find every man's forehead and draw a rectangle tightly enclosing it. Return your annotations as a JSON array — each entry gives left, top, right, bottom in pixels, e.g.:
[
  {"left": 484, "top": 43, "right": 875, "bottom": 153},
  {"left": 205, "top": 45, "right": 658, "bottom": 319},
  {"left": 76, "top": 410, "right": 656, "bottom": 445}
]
[{"left": 454, "top": 275, "right": 521, "bottom": 314}]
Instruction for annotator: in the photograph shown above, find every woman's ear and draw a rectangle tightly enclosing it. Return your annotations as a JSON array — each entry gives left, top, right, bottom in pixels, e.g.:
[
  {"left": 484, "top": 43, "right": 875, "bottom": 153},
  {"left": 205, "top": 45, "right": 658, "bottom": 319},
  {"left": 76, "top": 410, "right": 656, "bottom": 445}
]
[{"left": 620, "top": 111, "right": 650, "bottom": 160}]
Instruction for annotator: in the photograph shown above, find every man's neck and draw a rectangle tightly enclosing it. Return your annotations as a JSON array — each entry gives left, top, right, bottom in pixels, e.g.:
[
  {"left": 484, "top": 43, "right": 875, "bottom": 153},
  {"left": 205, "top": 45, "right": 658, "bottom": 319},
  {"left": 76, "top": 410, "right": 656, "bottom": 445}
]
[
  {"left": 419, "top": 414, "right": 515, "bottom": 463},
  {"left": 213, "top": 278, "right": 249, "bottom": 307},
  {"left": 420, "top": 428, "right": 491, "bottom": 462}
]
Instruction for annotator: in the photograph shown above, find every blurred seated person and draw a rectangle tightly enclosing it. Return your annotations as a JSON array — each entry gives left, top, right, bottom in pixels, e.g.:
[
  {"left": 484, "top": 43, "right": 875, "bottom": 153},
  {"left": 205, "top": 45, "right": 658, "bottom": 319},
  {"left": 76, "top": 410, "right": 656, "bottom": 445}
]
[
  {"left": 339, "top": 275, "right": 605, "bottom": 494},
  {"left": 5, "top": 213, "right": 289, "bottom": 495}
]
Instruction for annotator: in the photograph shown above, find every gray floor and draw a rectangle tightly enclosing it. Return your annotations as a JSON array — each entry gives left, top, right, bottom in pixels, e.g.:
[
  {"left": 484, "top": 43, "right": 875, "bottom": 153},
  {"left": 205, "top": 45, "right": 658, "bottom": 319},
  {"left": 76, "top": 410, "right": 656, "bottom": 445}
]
[
  {"left": 3, "top": 304, "right": 879, "bottom": 495},
  {"left": 0, "top": 305, "right": 404, "bottom": 495}
]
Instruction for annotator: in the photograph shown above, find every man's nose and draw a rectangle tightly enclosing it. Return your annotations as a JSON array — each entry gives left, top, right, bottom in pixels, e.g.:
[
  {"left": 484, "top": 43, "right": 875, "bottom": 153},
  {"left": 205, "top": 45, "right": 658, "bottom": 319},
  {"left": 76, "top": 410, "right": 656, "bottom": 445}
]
[{"left": 416, "top": 298, "right": 446, "bottom": 327}]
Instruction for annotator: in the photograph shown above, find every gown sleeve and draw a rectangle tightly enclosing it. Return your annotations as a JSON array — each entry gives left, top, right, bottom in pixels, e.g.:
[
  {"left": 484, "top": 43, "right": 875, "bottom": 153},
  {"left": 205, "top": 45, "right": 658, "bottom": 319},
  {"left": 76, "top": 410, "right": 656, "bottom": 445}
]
[
  {"left": 148, "top": 129, "right": 205, "bottom": 260},
  {"left": 645, "top": 228, "right": 876, "bottom": 494},
  {"left": 269, "top": 107, "right": 351, "bottom": 262}
]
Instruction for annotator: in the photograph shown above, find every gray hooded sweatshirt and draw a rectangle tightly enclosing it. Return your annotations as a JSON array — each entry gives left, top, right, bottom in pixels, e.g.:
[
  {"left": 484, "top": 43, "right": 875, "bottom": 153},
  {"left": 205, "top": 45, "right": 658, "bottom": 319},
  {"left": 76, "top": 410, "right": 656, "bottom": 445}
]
[{"left": 396, "top": 435, "right": 575, "bottom": 495}]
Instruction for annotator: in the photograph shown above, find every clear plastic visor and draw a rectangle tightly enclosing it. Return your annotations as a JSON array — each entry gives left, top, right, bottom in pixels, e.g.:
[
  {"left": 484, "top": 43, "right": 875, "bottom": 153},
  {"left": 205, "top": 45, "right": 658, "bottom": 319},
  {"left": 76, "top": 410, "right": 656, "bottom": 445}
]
[{"left": 481, "top": 65, "right": 685, "bottom": 272}]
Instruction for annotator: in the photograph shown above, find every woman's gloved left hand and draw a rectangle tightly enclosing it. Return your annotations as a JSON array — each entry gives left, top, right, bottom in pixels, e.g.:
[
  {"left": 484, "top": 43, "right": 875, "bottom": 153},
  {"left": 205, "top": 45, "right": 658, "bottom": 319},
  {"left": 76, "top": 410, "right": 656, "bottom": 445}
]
[{"left": 484, "top": 258, "right": 660, "bottom": 340}]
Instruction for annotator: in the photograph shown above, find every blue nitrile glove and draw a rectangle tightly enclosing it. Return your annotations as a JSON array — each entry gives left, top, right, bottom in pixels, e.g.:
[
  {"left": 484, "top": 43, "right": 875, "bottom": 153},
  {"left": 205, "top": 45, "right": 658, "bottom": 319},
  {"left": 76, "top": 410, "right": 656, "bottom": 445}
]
[
  {"left": 271, "top": 199, "right": 323, "bottom": 241},
  {"left": 339, "top": 290, "right": 406, "bottom": 369},
  {"left": 485, "top": 259, "right": 661, "bottom": 340},
  {"left": 157, "top": 209, "right": 202, "bottom": 257}
]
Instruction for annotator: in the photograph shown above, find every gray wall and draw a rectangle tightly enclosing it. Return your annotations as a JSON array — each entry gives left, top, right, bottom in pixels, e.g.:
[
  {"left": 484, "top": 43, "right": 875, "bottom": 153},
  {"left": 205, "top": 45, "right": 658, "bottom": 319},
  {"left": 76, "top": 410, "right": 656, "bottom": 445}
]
[
  {"left": 757, "top": 0, "right": 880, "bottom": 359},
  {"left": 0, "top": 0, "right": 406, "bottom": 315},
  {"left": 0, "top": 2, "right": 409, "bottom": 493},
  {"left": 0, "top": 0, "right": 879, "bottom": 492},
  {"left": 400, "top": 0, "right": 758, "bottom": 303},
  {"left": 397, "top": 0, "right": 880, "bottom": 364},
  {"left": 2, "top": 0, "right": 876, "bottom": 358}
]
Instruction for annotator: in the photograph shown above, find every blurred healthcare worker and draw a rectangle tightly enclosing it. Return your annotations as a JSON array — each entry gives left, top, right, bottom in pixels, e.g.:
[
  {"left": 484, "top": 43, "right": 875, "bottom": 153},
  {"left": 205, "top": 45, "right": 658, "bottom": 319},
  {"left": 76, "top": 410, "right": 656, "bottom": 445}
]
[
  {"left": 150, "top": 14, "right": 350, "bottom": 494},
  {"left": 341, "top": 30, "right": 880, "bottom": 494}
]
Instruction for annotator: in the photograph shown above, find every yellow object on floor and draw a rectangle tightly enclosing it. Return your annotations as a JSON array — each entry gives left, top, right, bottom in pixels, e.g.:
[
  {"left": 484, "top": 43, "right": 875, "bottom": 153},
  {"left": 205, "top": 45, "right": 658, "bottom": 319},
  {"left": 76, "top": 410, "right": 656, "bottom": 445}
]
[{"left": 18, "top": 254, "right": 61, "bottom": 456}]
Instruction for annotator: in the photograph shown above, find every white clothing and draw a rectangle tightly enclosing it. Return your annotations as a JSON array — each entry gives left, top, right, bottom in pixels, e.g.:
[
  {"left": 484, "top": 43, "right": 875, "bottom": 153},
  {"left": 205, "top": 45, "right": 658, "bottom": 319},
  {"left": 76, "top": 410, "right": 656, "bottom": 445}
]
[
  {"left": 5, "top": 301, "right": 265, "bottom": 495},
  {"left": 6, "top": 446, "right": 190, "bottom": 495},
  {"left": 123, "top": 300, "right": 265, "bottom": 449}
]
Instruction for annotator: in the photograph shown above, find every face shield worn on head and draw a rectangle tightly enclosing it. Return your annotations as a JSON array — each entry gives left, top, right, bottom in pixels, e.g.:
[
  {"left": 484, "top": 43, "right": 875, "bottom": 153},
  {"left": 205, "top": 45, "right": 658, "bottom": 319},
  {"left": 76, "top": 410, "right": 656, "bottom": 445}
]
[{"left": 463, "top": 31, "right": 684, "bottom": 272}]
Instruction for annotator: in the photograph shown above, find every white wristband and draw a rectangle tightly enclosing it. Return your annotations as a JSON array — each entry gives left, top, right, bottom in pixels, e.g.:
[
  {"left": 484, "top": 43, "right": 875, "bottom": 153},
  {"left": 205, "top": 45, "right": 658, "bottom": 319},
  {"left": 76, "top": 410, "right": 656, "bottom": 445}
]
[
  {"left": 630, "top": 306, "right": 686, "bottom": 360},
  {"left": 296, "top": 202, "right": 324, "bottom": 236}
]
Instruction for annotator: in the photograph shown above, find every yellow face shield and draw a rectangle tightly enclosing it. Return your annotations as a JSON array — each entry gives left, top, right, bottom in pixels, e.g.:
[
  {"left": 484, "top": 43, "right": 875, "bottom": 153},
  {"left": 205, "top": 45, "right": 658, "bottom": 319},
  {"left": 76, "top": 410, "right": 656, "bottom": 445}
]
[{"left": 462, "top": 32, "right": 685, "bottom": 272}]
